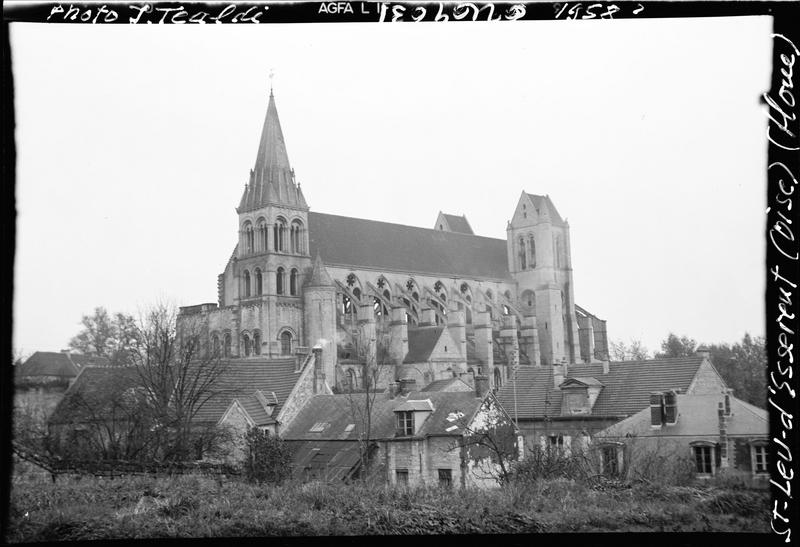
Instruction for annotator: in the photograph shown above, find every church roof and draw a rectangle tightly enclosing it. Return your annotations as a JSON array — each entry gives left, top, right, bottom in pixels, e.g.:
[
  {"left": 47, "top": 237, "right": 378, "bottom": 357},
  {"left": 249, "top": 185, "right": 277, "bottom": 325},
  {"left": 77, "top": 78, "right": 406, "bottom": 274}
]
[
  {"left": 525, "top": 194, "right": 565, "bottom": 226},
  {"left": 496, "top": 357, "right": 706, "bottom": 420},
  {"left": 307, "top": 212, "right": 512, "bottom": 281},
  {"left": 403, "top": 326, "right": 445, "bottom": 364}
]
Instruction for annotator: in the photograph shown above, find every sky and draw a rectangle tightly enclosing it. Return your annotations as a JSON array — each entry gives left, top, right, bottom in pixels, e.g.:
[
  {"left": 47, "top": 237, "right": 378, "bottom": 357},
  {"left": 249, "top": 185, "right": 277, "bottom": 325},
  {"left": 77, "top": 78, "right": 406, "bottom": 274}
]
[{"left": 11, "top": 16, "right": 772, "bottom": 357}]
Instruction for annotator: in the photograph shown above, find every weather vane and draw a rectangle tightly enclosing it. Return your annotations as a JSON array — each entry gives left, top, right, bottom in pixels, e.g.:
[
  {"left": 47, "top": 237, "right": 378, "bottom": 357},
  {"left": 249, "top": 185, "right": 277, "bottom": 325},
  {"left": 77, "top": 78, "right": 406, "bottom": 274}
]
[{"left": 269, "top": 68, "right": 275, "bottom": 93}]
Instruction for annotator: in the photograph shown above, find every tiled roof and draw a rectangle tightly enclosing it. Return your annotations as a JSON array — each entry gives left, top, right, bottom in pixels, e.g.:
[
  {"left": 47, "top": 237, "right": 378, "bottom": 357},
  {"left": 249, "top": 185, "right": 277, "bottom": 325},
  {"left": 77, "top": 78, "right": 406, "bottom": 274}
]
[
  {"left": 442, "top": 214, "right": 474, "bottom": 235},
  {"left": 404, "top": 327, "right": 444, "bottom": 364},
  {"left": 562, "top": 377, "right": 604, "bottom": 388},
  {"left": 394, "top": 399, "right": 435, "bottom": 412},
  {"left": 598, "top": 394, "right": 768, "bottom": 439},
  {"left": 193, "top": 358, "right": 299, "bottom": 425},
  {"left": 49, "top": 367, "right": 142, "bottom": 424},
  {"left": 421, "top": 377, "right": 473, "bottom": 392},
  {"left": 497, "top": 357, "right": 705, "bottom": 420},
  {"left": 15, "top": 352, "right": 110, "bottom": 379},
  {"left": 307, "top": 212, "right": 512, "bottom": 281},
  {"left": 281, "top": 391, "right": 484, "bottom": 441},
  {"left": 235, "top": 393, "right": 277, "bottom": 426}
]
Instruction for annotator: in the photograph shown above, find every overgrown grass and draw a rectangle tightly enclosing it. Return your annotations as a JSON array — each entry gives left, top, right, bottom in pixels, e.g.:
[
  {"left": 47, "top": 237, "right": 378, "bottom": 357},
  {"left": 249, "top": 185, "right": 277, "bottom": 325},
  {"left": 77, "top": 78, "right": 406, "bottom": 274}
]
[{"left": 6, "top": 471, "right": 770, "bottom": 540}]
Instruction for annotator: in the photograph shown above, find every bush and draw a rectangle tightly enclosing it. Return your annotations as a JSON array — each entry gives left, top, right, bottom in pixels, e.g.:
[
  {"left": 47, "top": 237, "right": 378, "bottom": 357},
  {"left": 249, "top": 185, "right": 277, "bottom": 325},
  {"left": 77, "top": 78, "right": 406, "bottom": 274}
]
[
  {"left": 508, "top": 446, "right": 591, "bottom": 484},
  {"left": 243, "top": 427, "right": 292, "bottom": 484}
]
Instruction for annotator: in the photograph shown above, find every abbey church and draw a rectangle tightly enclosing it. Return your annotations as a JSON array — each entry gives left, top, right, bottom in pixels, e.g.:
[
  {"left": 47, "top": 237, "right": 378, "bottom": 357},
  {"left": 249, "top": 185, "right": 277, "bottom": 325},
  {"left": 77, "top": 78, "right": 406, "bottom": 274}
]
[{"left": 177, "top": 89, "right": 609, "bottom": 392}]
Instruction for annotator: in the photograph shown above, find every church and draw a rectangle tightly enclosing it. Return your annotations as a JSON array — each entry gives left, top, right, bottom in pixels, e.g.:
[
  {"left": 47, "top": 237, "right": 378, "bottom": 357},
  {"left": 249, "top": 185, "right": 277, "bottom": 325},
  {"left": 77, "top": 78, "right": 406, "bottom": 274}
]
[{"left": 177, "top": 88, "right": 609, "bottom": 393}]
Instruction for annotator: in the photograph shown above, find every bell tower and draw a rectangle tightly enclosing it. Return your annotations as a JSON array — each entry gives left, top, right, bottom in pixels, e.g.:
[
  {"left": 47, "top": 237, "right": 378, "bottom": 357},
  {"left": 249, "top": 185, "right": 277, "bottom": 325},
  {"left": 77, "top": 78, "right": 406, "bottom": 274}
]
[
  {"left": 232, "top": 86, "right": 312, "bottom": 357},
  {"left": 506, "top": 192, "right": 581, "bottom": 366}
]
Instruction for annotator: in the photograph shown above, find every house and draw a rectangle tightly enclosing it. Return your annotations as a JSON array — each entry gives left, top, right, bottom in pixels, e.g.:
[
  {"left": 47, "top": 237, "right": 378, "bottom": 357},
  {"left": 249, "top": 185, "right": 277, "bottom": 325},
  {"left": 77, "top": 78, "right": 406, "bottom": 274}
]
[
  {"left": 279, "top": 375, "right": 521, "bottom": 488},
  {"left": 495, "top": 353, "right": 731, "bottom": 454},
  {"left": 15, "top": 351, "right": 110, "bottom": 386},
  {"left": 593, "top": 390, "right": 769, "bottom": 480}
]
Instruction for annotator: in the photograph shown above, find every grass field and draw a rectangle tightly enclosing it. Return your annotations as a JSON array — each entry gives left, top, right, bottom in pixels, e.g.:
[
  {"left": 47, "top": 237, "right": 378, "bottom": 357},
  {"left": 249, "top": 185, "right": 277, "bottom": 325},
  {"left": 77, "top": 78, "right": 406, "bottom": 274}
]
[{"left": 6, "top": 464, "right": 770, "bottom": 539}]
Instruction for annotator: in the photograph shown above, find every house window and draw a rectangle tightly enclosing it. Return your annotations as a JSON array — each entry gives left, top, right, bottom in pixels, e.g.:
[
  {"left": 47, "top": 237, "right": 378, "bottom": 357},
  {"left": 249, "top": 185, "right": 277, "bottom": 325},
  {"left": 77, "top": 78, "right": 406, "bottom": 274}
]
[
  {"left": 694, "top": 445, "right": 713, "bottom": 475},
  {"left": 601, "top": 446, "right": 619, "bottom": 477},
  {"left": 438, "top": 469, "right": 452, "bottom": 488},
  {"left": 548, "top": 435, "right": 564, "bottom": 449},
  {"left": 395, "top": 469, "right": 409, "bottom": 485},
  {"left": 280, "top": 331, "right": 292, "bottom": 355},
  {"left": 752, "top": 444, "right": 769, "bottom": 474},
  {"left": 396, "top": 411, "right": 414, "bottom": 436}
]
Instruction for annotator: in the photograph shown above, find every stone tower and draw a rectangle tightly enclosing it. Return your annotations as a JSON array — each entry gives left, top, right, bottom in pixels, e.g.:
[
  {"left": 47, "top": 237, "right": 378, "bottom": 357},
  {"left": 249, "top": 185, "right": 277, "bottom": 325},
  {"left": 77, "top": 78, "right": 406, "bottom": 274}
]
[
  {"left": 506, "top": 192, "right": 581, "bottom": 366},
  {"left": 303, "top": 254, "right": 338, "bottom": 381},
  {"left": 226, "top": 88, "right": 312, "bottom": 357}
]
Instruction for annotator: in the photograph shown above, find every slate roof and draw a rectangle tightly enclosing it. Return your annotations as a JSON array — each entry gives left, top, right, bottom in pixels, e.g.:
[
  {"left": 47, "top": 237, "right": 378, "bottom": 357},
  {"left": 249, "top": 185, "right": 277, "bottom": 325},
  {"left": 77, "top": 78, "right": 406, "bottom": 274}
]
[
  {"left": 286, "top": 440, "right": 364, "bottom": 481},
  {"left": 497, "top": 357, "right": 706, "bottom": 420},
  {"left": 281, "top": 391, "right": 484, "bottom": 441},
  {"left": 235, "top": 391, "right": 277, "bottom": 426},
  {"left": 49, "top": 367, "right": 142, "bottom": 424},
  {"left": 16, "top": 352, "right": 110, "bottom": 379},
  {"left": 597, "top": 394, "right": 768, "bottom": 439},
  {"left": 307, "top": 212, "right": 512, "bottom": 281},
  {"left": 404, "top": 327, "right": 444, "bottom": 364},
  {"left": 193, "top": 358, "right": 299, "bottom": 425},
  {"left": 442, "top": 213, "right": 474, "bottom": 235}
]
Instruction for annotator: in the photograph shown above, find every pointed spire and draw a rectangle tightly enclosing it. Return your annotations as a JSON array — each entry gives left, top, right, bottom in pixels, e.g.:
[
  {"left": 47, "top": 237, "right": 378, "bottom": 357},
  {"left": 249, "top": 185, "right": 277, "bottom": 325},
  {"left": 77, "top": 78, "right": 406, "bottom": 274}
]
[
  {"left": 254, "top": 92, "right": 291, "bottom": 174},
  {"left": 307, "top": 253, "right": 333, "bottom": 287}
]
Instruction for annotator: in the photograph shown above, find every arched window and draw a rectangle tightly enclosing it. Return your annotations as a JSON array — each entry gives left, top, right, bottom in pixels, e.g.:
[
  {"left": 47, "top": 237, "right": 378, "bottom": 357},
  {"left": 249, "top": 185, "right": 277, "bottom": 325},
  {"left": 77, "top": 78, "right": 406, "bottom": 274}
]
[
  {"left": 494, "top": 368, "right": 503, "bottom": 390},
  {"left": 290, "top": 268, "right": 298, "bottom": 296},
  {"left": 280, "top": 331, "right": 292, "bottom": 355},
  {"left": 275, "top": 218, "right": 287, "bottom": 252},
  {"left": 521, "top": 289, "right": 536, "bottom": 315},
  {"left": 465, "top": 307, "right": 473, "bottom": 324},
  {"left": 276, "top": 267, "right": 285, "bottom": 295},
  {"left": 257, "top": 218, "right": 268, "bottom": 252},
  {"left": 243, "top": 270, "right": 251, "bottom": 297},
  {"left": 518, "top": 236, "right": 526, "bottom": 270},
  {"left": 211, "top": 333, "right": 220, "bottom": 356},
  {"left": 223, "top": 333, "right": 232, "bottom": 357},
  {"left": 242, "top": 221, "right": 254, "bottom": 255},
  {"left": 352, "top": 287, "right": 361, "bottom": 300},
  {"left": 253, "top": 331, "right": 261, "bottom": 355},
  {"left": 255, "top": 268, "right": 263, "bottom": 296},
  {"left": 529, "top": 235, "right": 536, "bottom": 268},
  {"left": 291, "top": 220, "right": 304, "bottom": 253},
  {"left": 243, "top": 333, "right": 251, "bottom": 357}
]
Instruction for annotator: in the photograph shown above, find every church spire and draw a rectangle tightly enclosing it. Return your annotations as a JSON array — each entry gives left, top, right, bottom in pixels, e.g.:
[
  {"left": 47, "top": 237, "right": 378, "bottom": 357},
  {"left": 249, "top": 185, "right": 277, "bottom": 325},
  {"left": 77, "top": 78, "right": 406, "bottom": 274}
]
[{"left": 237, "top": 84, "right": 306, "bottom": 213}]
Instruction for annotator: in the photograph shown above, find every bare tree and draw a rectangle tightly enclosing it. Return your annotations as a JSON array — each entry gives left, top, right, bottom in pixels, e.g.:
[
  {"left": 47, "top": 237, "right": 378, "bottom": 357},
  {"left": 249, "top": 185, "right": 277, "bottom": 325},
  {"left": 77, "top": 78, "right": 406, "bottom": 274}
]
[
  {"left": 344, "top": 325, "right": 395, "bottom": 480},
  {"left": 69, "top": 307, "right": 139, "bottom": 366},
  {"left": 129, "top": 303, "right": 227, "bottom": 461},
  {"left": 609, "top": 339, "right": 651, "bottom": 361}
]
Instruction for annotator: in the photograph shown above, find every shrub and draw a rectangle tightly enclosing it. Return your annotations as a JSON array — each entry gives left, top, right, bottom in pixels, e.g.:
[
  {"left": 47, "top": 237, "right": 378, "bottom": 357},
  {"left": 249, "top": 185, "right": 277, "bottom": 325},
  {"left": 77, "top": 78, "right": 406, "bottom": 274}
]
[
  {"left": 508, "top": 446, "right": 591, "bottom": 484},
  {"left": 243, "top": 427, "right": 292, "bottom": 484}
]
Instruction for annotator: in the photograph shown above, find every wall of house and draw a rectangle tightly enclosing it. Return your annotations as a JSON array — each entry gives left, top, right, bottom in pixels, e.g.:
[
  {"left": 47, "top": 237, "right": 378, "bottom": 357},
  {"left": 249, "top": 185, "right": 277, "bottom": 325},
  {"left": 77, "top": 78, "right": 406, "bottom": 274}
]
[
  {"left": 517, "top": 418, "right": 616, "bottom": 454},
  {"left": 276, "top": 355, "right": 320, "bottom": 434},
  {"left": 385, "top": 437, "right": 464, "bottom": 488},
  {"left": 687, "top": 360, "right": 727, "bottom": 394},
  {"left": 218, "top": 404, "right": 253, "bottom": 464}
]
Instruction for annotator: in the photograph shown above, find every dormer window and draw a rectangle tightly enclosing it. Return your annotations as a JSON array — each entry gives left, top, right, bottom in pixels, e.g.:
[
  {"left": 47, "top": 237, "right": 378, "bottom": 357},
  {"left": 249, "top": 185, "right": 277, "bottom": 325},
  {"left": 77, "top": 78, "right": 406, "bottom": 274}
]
[{"left": 396, "top": 411, "right": 414, "bottom": 436}]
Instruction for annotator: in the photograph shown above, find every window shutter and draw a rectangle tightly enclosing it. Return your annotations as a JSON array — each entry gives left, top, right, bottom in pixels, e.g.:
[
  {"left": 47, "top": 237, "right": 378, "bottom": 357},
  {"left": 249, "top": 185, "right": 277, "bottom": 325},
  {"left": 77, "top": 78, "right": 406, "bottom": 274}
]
[
  {"left": 649, "top": 393, "right": 663, "bottom": 426},
  {"left": 664, "top": 391, "right": 677, "bottom": 424}
]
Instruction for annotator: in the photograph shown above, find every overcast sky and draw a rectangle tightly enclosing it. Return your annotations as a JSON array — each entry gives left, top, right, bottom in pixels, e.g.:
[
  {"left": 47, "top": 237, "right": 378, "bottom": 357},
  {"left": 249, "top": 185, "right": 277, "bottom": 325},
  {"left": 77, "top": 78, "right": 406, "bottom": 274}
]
[{"left": 12, "top": 16, "right": 771, "bottom": 357}]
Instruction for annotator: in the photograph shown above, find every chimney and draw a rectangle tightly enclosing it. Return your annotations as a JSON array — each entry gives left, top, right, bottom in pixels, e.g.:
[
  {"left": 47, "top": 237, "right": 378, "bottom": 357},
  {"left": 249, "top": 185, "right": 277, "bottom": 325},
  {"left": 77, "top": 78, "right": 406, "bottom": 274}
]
[
  {"left": 388, "top": 382, "right": 399, "bottom": 399},
  {"left": 475, "top": 375, "right": 490, "bottom": 398},
  {"left": 696, "top": 345, "right": 710, "bottom": 359},
  {"left": 718, "top": 401, "right": 729, "bottom": 468},
  {"left": 459, "top": 371, "right": 474, "bottom": 387},
  {"left": 389, "top": 305, "right": 409, "bottom": 364},
  {"left": 419, "top": 307, "right": 436, "bottom": 327},
  {"left": 312, "top": 345, "right": 325, "bottom": 394},
  {"left": 398, "top": 378, "right": 417, "bottom": 396}
]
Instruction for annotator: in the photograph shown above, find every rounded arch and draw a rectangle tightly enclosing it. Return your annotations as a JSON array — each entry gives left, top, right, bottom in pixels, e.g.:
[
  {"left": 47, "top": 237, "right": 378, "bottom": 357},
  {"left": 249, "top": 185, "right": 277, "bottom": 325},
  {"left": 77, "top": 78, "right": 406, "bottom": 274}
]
[
  {"left": 276, "top": 267, "right": 285, "bottom": 295},
  {"left": 243, "top": 269, "right": 251, "bottom": 297},
  {"left": 277, "top": 327, "right": 297, "bottom": 355},
  {"left": 210, "top": 332, "right": 221, "bottom": 357},
  {"left": 274, "top": 216, "right": 288, "bottom": 252},
  {"left": 521, "top": 289, "right": 536, "bottom": 315},
  {"left": 518, "top": 235, "right": 527, "bottom": 270},
  {"left": 290, "top": 218, "right": 305, "bottom": 254},
  {"left": 254, "top": 268, "right": 263, "bottom": 296},
  {"left": 241, "top": 331, "right": 252, "bottom": 357},
  {"left": 256, "top": 217, "right": 268, "bottom": 252},
  {"left": 290, "top": 268, "right": 299, "bottom": 296},
  {"left": 529, "top": 233, "right": 537, "bottom": 268},
  {"left": 223, "top": 331, "right": 232, "bottom": 357},
  {"left": 242, "top": 220, "right": 254, "bottom": 255},
  {"left": 252, "top": 329, "right": 262, "bottom": 356},
  {"left": 346, "top": 368, "right": 358, "bottom": 391}
]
